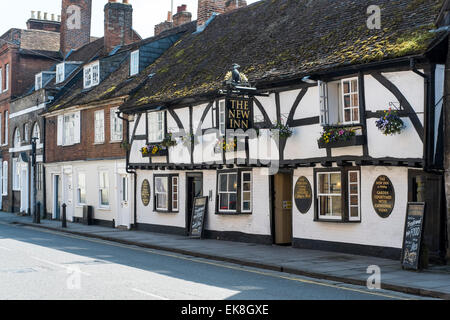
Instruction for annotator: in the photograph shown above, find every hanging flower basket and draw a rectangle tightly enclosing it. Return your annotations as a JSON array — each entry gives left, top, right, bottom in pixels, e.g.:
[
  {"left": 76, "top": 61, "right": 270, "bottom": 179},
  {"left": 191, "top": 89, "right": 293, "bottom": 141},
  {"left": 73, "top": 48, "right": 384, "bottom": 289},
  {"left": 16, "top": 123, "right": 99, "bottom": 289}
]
[
  {"left": 181, "top": 133, "right": 199, "bottom": 148},
  {"left": 160, "top": 133, "right": 177, "bottom": 148},
  {"left": 375, "top": 108, "right": 405, "bottom": 135},
  {"left": 214, "top": 137, "right": 237, "bottom": 153},
  {"left": 271, "top": 121, "right": 293, "bottom": 139},
  {"left": 318, "top": 127, "right": 362, "bottom": 148},
  {"left": 141, "top": 144, "right": 168, "bottom": 157}
]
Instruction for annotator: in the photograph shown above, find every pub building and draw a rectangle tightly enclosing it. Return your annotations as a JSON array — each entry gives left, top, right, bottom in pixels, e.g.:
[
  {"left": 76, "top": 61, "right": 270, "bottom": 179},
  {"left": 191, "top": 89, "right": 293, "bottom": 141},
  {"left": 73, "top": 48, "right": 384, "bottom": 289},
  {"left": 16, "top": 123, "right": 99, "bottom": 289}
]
[{"left": 118, "top": 0, "right": 448, "bottom": 261}]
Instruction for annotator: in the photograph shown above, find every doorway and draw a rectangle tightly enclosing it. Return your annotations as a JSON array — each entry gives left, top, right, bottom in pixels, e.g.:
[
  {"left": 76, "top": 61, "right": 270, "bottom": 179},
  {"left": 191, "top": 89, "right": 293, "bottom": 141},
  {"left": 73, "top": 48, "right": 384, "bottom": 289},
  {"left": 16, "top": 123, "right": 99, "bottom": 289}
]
[
  {"left": 63, "top": 173, "right": 73, "bottom": 221},
  {"left": 20, "top": 165, "right": 29, "bottom": 214},
  {"left": 272, "top": 172, "right": 293, "bottom": 245},
  {"left": 186, "top": 173, "right": 203, "bottom": 235},
  {"left": 53, "top": 175, "right": 60, "bottom": 220},
  {"left": 118, "top": 174, "right": 131, "bottom": 228}
]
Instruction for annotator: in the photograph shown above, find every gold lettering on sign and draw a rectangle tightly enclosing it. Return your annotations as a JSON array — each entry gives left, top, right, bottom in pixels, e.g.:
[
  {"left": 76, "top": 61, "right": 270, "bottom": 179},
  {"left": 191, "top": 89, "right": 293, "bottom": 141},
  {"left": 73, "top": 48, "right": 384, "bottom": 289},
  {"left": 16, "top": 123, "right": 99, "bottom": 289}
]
[
  {"left": 228, "top": 99, "right": 250, "bottom": 130},
  {"left": 372, "top": 175, "right": 395, "bottom": 217}
]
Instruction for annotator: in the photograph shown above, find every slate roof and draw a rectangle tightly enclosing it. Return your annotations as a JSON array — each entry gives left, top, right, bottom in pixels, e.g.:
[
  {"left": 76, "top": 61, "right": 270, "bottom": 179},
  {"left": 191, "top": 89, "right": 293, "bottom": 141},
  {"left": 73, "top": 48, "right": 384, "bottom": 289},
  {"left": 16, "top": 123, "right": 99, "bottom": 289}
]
[
  {"left": 120, "top": 0, "right": 446, "bottom": 112},
  {"left": 45, "top": 21, "right": 197, "bottom": 113}
]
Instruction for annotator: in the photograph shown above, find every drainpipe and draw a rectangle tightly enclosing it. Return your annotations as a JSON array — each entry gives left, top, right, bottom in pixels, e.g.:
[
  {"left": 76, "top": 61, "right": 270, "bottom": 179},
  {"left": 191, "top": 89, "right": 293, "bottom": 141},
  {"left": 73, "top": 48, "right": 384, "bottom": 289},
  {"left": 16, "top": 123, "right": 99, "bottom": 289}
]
[
  {"left": 116, "top": 111, "right": 137, "bottom": 229},
  {"left": 410, "top": 58, "right": 433, "bottom": 172}
]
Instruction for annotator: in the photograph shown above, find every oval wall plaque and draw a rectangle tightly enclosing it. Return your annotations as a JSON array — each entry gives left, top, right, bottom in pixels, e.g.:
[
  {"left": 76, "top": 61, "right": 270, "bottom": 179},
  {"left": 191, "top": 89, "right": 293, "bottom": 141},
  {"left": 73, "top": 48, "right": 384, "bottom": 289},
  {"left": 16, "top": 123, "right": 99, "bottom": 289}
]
[
  {"left": 141, "top": 179, "right": 151, "bottom": 207},
  {"left": 372, "top": 175, "right": 395, "bottom": 218},
  {"left": 294, "top": 176, "right": 312, "bottom": 214}
]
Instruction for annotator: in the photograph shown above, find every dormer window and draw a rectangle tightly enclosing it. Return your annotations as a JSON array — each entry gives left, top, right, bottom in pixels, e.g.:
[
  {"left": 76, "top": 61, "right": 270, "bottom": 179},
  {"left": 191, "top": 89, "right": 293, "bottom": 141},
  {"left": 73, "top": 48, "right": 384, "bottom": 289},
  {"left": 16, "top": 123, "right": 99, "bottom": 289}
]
[
  {"left": 56, "top": 63, "right": 65, "bottom": 84},
  {"left": 130, "top": 50, "right": 139, "bottom": 76},
  {"left": 83, "top": 61, "right": 100, "bottom": 89},
  {"left": 35, "top": 73, "right": 43, "bottom": 91}
]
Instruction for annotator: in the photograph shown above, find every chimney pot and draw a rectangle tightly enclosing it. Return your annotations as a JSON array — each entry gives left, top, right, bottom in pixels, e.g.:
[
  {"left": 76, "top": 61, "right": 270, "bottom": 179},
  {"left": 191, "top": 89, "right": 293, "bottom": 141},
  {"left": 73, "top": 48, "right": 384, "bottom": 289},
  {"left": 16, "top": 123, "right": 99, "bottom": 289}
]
[
  {"left": 51, "top": 13, "right": 55, "bottom": 21},
  {"left": 44, "top": 12, "right": 48, "bottom": 20},
  {"left": 37, "top": 11, "right": 41, "bottom": 20},
  {"left": 31, "top": 11, "right": 35, "bottom": 19}
]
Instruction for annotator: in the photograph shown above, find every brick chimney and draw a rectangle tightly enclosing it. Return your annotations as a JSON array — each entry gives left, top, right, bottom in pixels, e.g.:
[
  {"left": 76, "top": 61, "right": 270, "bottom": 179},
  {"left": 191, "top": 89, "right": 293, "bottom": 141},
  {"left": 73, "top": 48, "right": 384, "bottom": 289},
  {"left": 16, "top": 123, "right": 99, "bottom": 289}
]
[
  {"left": 104, "top": 0, "right": 134, "bottom": 54},
  {"left": 60, "top": 0, "right": 92, "bottom": 56},
  {"left": 197, "top": 0, "right": 225, "bottom": 28},
  {"left": 173, "top": 5, "right": 192, "bottom": 27},
  {"left": 154, "top": 12, "right": 173, "bottom": 37},
  {"left": 224, "top": 0, "right": 247, "bottom": 13},
  {"left": 27, "top": 11, "right": 61, "bottom": 32}
]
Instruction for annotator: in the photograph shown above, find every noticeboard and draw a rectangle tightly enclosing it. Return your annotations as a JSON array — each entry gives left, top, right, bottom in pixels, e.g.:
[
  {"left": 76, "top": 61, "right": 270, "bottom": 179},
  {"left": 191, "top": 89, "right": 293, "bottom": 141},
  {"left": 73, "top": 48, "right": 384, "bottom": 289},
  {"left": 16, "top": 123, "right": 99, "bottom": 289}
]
[
  {"left": 190, "top": 196, "right": 208, "bottom": 239},
  {"left": 401, "top": 202, "right": 426, "bottom": 270}
]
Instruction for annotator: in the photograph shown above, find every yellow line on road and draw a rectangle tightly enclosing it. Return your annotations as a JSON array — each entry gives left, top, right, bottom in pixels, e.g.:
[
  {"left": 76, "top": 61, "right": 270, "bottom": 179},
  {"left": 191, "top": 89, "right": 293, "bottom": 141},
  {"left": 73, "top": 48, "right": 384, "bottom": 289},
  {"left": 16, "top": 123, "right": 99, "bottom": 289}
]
[{"left": 7, "top": 223, "right": 411, "bottom": 300}]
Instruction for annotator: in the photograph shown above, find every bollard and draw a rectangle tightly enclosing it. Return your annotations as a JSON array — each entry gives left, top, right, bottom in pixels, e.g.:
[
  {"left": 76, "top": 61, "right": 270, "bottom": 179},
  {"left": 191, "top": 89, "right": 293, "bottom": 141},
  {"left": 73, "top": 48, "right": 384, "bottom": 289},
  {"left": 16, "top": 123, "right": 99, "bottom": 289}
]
[
  {"left": 62, "top": 203, "right": 67, "bottom": 228},
  {"left": 36, "top": 202, "right": 41, "bottom": 224}
]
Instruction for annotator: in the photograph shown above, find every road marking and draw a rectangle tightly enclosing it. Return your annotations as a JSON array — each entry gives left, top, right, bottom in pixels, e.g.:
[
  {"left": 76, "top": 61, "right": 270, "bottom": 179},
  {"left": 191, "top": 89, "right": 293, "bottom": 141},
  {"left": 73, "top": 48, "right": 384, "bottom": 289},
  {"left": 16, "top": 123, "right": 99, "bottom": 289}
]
[
  {"left": 10, "top": 223, "right": 413, "bottom": 300},
  {"left": 31, "top": 256, "right": 91, "bottom": 276},
  {"left": 132, "top": 288, "right": 169, "bottom": 300}
]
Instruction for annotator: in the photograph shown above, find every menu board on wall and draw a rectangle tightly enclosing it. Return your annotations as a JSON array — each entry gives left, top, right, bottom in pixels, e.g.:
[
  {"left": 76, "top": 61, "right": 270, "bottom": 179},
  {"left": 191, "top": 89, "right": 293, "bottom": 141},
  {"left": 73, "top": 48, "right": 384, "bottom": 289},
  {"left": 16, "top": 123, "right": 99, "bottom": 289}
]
[
  {"left": 372, "top": 175, "right": 395, "bottom": 218},
  {"left": 294, "top": 176, "right": 312, "bottom": 214},
  {"left": 190, "top": 197, "right": 208, "bottom": 239},
  {"left": 141, "top": 179, "right": 151, "bottom": 207},
  {"left": 401, "top": 203, "right": 426, "bottom": 270}
]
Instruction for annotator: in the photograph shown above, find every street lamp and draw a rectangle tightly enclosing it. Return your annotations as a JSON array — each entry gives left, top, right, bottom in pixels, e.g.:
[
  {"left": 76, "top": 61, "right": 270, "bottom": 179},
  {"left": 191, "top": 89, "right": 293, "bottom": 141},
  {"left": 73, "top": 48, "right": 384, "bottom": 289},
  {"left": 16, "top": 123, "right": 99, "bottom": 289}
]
[{"left": 31, "top": 136, "right": 39, "bottom": 224}]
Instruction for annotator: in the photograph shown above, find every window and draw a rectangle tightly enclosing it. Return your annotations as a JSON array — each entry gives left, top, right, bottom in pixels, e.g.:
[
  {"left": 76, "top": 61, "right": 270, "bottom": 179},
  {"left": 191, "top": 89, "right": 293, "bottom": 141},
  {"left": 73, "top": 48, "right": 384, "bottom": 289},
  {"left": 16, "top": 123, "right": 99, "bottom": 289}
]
[
  {"left": 57, "top": 112, "right": 80, "bottom": 146},
  {"left": 84, "top": 61, "right": 100, "bottom": 89},
  {"left": 2, "top": 161, "right": 7, "bottom": 196},
  {"left": 12, "top": 158, "right": 20, "bottom": 191},
  {"left": 77, "top": 172, "right": 86, "bottom": 205},
  {"left": 122, "top": 176, "right": 128, "bottom": 202},
  {"left": 35, "top": 73, "right": 43, "bottom": 90},
  {"left": 219, "top": 101, "right": 226, "bottom": 135},
  {"left": 98, "top": 171, "right": 109, "bottom": 207},
  {"left": 315, "top": 168, "right": 361, "bottom": 222},
  {"left": 56, "top": 63, "right": 65, "bottom": 84},
  {"left": 24, "top": 123, "right": 29, "bottom": 143},
  {"left": 94, "top": 110, "right": 105, "bottom": 143},
  {"left": 4, "top": 111, "right": 8, "bottom": 145},
  {"left": 4, "top": 64, "right": 9, "bottom": 92},
  {"left": 0, "top": 68, "right": 2, "bottom": 93},
  {"left": 148, "top": 111, "right": 165, "bottom": 142},
  {"left": 218, "top": 172, "right": 238, "bottom": 212},
  {"left": 241, "top": 172, "right": 252, "bottom": 212},
  {"left": 0, "top": 113, "right": 2, "bottom": 145},
  {"left": 32, "top": 122, "right": 41, "bottom": 144},
  {"left": 154, "top": 174, "right": 179, "bottom": 212},
  {"left": 155, "top": 176, "right": 168, "bottom": 211},
  {"left": 130, "top": 50, "right": 139, "bottom": 76},
  {"left": 110, "top": 107, "right": 123, "bottom": 142},
  {"left": 13, "top": 128, "right": 21, "bottom": 148},
  {"left": 172, "top": 176, "right": 178, "bottom": 211},
  {"left": 319, "top": 77, "right": 360, "bottom": 126},
  {"left": 317, "top": 172, "right": 342, "bottom": 220}
]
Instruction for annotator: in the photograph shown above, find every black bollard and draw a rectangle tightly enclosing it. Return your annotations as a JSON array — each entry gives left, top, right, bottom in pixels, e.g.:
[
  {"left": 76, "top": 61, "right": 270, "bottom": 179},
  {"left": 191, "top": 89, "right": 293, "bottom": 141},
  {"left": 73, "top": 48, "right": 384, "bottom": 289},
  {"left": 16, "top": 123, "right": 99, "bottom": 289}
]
[
  {"left": 36, "top": 202, "right": 41, "bottom": 224},
  {"left": 62, "top": 203, "right": 67, "bottom": 228}
]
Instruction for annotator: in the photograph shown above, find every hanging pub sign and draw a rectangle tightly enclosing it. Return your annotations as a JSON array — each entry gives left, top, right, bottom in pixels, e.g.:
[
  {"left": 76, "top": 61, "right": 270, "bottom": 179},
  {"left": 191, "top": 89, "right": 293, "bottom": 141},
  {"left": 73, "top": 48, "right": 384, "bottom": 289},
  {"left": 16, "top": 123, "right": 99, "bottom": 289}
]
[
  {"left": 401, "top": 202, "right": 426, "bottom": 270},
  {"left": 294, "top": 176, "right": 312, "bottom": 214},
  {"left": 226, "top": 97, "right": 254, "bottom": 131},
  {"left": 141, "top": 179, "right": 151, "bottom": 207},
  {"left": 372, "top": 175, "right": 395, "bottom": 218}
]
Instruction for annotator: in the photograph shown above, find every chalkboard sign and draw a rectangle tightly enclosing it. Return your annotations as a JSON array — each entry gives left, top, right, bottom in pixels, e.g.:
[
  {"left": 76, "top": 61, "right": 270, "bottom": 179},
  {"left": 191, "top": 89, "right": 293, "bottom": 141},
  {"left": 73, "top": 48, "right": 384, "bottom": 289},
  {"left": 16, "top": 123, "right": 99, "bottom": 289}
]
[
  {"left": 401, "top": 202, "right": 426, "bottom": 270},
  {"left": 190, "top": 196, "right": 208, "bottom": 239}
]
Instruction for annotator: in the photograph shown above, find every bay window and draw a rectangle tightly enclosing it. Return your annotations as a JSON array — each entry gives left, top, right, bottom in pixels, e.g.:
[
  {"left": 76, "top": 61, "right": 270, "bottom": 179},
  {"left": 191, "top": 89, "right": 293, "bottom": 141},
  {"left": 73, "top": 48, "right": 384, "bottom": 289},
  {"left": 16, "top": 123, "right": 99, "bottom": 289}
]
[
  {"left": 217, "top": 170, "right": 252, "bottom": 214},
  {"left": 314, "top": 168, "right": 361, "bottom": 222}
]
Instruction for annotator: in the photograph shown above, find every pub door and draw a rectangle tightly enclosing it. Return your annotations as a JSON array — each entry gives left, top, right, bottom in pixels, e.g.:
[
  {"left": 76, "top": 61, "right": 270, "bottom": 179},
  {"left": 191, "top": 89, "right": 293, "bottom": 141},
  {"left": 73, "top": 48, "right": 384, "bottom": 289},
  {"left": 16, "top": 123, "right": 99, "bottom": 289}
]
[
  {"left": 272, "top": 172, "right": 293, "bottom": 245},
  {"left": 186, "top": 173, "right": 203, "bottom": 236},
  {"left": 408, "top": 170, "right": 447, "bottom": 263}
]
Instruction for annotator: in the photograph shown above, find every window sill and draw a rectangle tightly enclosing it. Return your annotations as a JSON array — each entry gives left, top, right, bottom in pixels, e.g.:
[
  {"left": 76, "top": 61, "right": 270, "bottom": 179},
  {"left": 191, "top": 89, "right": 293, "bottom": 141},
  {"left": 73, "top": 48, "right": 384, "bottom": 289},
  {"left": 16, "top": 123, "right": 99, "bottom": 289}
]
[
  {"left": 318, "top": 135, "right": 366, "bottom": 149},
  {"left": 314, "top": 218, "right": 361, "bottom": 223},
  {"left": 97, "top": 206, "right": 111, "bottom": 211},
  {"left": 155, "top": 210, "right": 178, "bottom": 214},
  {"left": 215, "top": 211, "right": 252, "bottom": 215},
  {"left": 93, "top": 142, "right": 105, "bottom": 145},
  {"left": 109, "top": 140, "right": 122, "bottom": 144}
]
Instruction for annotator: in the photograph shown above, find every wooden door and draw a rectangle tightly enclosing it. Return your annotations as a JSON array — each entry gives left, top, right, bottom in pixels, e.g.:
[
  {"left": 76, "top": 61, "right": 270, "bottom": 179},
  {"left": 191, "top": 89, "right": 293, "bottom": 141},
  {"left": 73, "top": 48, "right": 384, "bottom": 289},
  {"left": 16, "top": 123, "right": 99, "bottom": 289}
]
[{"left": 273, "top": 172, "right": 293, "bottom": 245}]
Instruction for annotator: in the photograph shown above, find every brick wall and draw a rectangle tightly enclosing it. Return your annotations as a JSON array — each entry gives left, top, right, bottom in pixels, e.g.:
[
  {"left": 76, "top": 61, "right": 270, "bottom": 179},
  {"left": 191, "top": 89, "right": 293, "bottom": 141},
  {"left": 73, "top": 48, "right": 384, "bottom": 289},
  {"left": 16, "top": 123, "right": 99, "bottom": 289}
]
[
  {"left": 60, "top": 0, "right": 92, "bottom": 55},
  {"left": 104, "top": 1, "right": 133, "bottom": 54},
  {"left": 197, "top": 0, "right": 225, "bottom": 27},
  {"left": 173, "top": 5, "right": 192, "bottom": 28},
  {"left": 45, "top": 104, "right": 127, "bottom": 163}
]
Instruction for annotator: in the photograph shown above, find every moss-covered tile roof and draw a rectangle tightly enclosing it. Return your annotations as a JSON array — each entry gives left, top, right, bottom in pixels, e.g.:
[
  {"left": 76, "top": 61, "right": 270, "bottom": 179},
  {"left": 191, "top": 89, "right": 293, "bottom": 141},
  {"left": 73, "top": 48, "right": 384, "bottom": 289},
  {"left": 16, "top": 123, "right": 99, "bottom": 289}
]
[{"left": 120, "top": 0, "right": 445, "bottom": 112}]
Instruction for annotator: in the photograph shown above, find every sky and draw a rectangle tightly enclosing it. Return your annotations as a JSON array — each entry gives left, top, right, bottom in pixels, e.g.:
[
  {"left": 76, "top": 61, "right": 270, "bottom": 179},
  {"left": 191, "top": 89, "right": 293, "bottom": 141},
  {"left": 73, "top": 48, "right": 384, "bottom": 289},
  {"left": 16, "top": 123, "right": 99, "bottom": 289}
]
[{"left": 0, "top": 0, "right": 260, "bottom": 39}]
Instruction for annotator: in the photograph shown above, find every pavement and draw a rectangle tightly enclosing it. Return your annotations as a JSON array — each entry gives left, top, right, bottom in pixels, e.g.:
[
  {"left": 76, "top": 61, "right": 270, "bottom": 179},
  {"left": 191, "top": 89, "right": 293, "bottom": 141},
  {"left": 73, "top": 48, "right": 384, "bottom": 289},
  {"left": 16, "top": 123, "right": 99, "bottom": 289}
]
[{"left": 1, "top": 211, "right": 449, "bottom": 299}]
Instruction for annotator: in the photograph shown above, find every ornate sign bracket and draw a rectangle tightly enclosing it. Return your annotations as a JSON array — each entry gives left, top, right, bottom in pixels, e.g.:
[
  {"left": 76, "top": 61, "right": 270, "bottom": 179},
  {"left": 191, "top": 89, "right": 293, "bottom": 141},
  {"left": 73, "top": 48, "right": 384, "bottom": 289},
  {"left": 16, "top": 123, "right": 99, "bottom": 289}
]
[{"left": 218, "top": 63, "right": 269, "bottom": 97}]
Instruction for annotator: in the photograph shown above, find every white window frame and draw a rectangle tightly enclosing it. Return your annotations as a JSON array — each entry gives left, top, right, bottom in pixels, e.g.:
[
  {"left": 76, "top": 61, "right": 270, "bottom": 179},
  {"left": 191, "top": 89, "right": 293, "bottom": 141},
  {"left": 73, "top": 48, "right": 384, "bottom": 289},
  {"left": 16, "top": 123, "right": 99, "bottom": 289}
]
[
  {"left": 0, "top": 113, "right": 2, "bottom": 145},
  {"left": 13, "top": 128, "right": 21, "bottom": 148},
  {"left": 4, "top": 111, "right": 8, "bottom": 146},
  {"left": 172, "top": 176, "right": 178, "bottom": 212},
  {"left": 2, "top": 161, "right": 7, "bottom": 196},
  {"left": 12, "top": 158, "right": 20, "bottom": 191},
  {"left": 317, "top": 172, "right": 342, "bottom": 220},
  {"left": 348, "top": 170, "right": 361, "bottom": 221},
  {"left": 32, "top": 122, "right": 41, "bottom": 144},
  {"left": 77, "top": 171, "right": 86, "bottom": 205},
  {"left": 121, "top": 175, "right": 128, "bottom": 202},
  {"left": 155, "top": 176, "right": 169, "bottom": 211},
  {"left": 218, "top": 172, "right": 238, "bottom": 213},
  {"left": 130, "top": 50, "right": 139, "bottom": 76},
  {"left": 341, "top": 78, "right": 360, "bottom": 124},
  {"left": 0, "top": 68, "right": 2, "bottom": 93},
  {"left": 4, "top": 64, "right": 9, "bottom": 92},
  {"left": 35, "top": 73, "right": 43, "bottom": 91},
  {"left": 241, "top": 171, "right": 252, "bottom": 213},
  {"left": 94, "top": 110, "right": 105, "bottom": 143},
  {"left": 58, "top": 111, "right": 80, "bottom": 146},
  {"left": 64, "top": 113, "right": 75, "bottom": 145},
  {"left": 98, "top": 171, "right": 109, "bottom": 208},
  {"left": 84, "top": 61, "right": 100, "bottom": 89},
  {"left": 110, "top": 107, "right": 123, "bottom": 142},
  {"left": 219, "top": 100, "right": 226, "bottom": 136},
  {"left": 318, "top": 80, "right": 329, "bottom": 125},
  {"left": 56, "top": 63, "right": 65, "bottom": 84},
  {"left": 148, "top": 111, "right": 165, "bottom": 143}
]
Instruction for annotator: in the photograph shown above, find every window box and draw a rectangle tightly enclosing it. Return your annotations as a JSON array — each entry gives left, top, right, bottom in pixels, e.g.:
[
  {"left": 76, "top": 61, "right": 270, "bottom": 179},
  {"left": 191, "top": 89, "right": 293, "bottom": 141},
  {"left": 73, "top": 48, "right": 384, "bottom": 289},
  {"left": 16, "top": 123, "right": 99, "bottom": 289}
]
[
  {"left": 318, "top": 135, "right": 366, "bottom": 149},
  {"left": 141, "top": 144, "right": 168, "bottom": 157}
]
